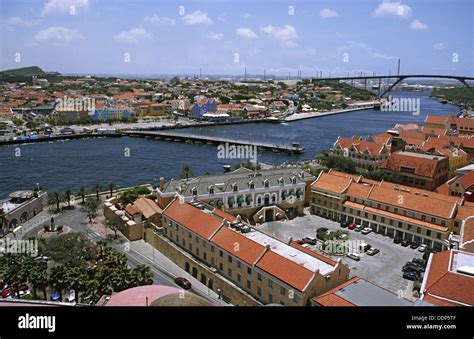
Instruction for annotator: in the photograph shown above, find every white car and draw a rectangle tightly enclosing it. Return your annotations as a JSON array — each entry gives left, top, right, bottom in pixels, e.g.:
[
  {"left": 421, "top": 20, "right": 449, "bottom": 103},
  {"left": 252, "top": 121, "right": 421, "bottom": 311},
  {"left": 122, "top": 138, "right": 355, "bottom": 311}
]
[
  {"left": 418, "top": 244, "right": 427, "bottom": 253},
  {"left": 361, "top": 227, "right": 372, "bottom": 235}
]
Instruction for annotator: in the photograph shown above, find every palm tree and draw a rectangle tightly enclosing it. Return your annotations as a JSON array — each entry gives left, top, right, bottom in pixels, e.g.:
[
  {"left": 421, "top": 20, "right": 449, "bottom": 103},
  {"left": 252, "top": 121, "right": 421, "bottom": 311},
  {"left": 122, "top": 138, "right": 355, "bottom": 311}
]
[
  {"left": 108, "top": 183, "right": 118, "bottom": 198},
  {"left": 104, "top": 215, "right": 120, "bottom": 239},
  {"left": 78, "top": 187, "right": 86, "bottom": 205},
  {"left": 92, "top": 184, "right": 101, "bottom": 201},
  {"left": 180, "top": 165, "right": 194, "bottom": 181},
  {"left": 81, "top": 198, "right": 99, "bottom": 223},
  {"left": 63, "top": 188, "right": 73, "bottom": 208},
  {"left": 48, "top": 192, "right": 62, "bottom": 212}
]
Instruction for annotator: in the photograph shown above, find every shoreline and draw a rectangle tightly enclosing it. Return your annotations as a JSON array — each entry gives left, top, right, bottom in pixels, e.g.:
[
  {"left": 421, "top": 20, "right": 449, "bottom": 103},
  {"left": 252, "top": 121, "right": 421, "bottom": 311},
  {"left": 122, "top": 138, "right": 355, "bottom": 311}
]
[{"left": 284, "top": 106, "right": 376, "bottom": 122}]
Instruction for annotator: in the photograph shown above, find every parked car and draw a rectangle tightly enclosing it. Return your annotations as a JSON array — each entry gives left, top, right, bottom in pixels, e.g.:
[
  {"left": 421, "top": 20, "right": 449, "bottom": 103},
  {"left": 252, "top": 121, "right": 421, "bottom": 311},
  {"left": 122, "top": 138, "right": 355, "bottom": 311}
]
[
  {"left": 403, "top": 271, "right": 419, "bottom": 281},
  {"left": 340, "top": 222, "right": 349, "bottom": 228},
  {"left": 174, "top": 277, "right": 192, "bottom": 290},
  {"left": 418, "top": 244, "right": 427, "bottom": 253},
  {"left": 361, "top": 227, "right": 372, "bottom": 235},
  {"left": 295, "top": 239, "right": 305, "bottom": 245},
  {"left": 366, "top": 248, "right": 380, "bottom": 256},
  {"left": 406, "top": 261, "right": 425, "bottom": 271},
  {"left": 303, "top": 237, "right": 317, "bottom": 245},
  {"left": 347, "top": 223, "right": 358, "bottom": 230},
  {"left": 359, "top": 243, "right": 372, "bottom": 252},
  {"left": 346, "top": 253, "right": 361, "bottom": 261},
  {"left": 354, "top": 225, "right": 364, "bottom": 232},
  {"left": 410, "top": 242, "right": 420, "bottom": 249},
  {"left": 403, "top": 263, "right": 423, "bottom": 273},
  {"left": 317, "top": 227, "right": 329, "bottom": 234},
  {"left": 393, "top": 237, "right": 402, "bottom": 244},
  {"left": 17, "top": 290, "right": 32, "bottom": 299},
  {"left": 412, "top": 258, "right": 426, "bottom": 267},
  {"left": 401, "top": 240, "right": 410, "bottom": 247}
]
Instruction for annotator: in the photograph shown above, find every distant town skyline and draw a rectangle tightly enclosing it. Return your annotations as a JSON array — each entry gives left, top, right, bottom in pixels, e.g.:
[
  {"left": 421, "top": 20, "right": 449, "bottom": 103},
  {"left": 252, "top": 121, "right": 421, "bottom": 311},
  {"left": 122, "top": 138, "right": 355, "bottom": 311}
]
[{"left": 1, "top": 0, "right": 473, "bottom": 76}]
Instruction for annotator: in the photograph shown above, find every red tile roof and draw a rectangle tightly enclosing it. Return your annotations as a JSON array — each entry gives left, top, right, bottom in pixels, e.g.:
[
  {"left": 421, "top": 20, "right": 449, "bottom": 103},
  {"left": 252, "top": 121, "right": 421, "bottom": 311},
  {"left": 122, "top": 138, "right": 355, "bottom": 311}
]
[
  {"left": 210, "top": 227, "right": 266, "bottom": 265},
  {"left": 256, "top": 250, "right": 315, "bottom": 291},
  {"left": 311, "top": 172, "right": 352, "bottom": 193},
  {"left": 163, "top": 199, "right": 223, "bottom": 240},
  {"left": 422, "top": 250, "right": 474, "bottom": 306},
  {"left": 378, "top": 151, "right": 447, "bottom": 179}
]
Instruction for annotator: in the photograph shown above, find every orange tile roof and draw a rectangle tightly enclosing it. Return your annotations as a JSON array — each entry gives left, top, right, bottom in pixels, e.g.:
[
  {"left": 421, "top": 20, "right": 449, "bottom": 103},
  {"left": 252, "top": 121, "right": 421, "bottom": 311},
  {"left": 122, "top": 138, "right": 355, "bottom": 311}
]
[
  {"left": 212, "top": 208, "right": 237, "bottom": 222},
  {"left": 421, "top": 126, "right": 448, "bottom": 136},
  {"left": 459, "top": 171, "right": 474, "bottom": 189},
  {"left": 311, "top": 172, "right": 352, "bottom": 193},
  {"left": 163, "top": 199, "right": 223, "bottom": 240},
  {"left": 424, "top": 115, "right": 450, "bottom": 125},
  {"left": 399, "top": 130, "right": 428, "bottom": 141},
  {"left": 378, "top": 151, "right": 446, "bottom": 179},
  {"left": 134, "top": 197, "right": 162, "bottom": 219},
  {"left": 334, "top": 137, "right": 387, "bottom": 155},
  {"left": 312, "top": 277, "right": 359, "bottom": 306},
  {"left": 423, "top": 250, "right": 474, "bottom": 306},
  {"left": 368, "top": 185, "right": 457, "bottom": 219},
  {"left": 456, "top": 205, "right": 474, "bottom": 221},
  {"left": 346, "top": 182, "right": 372, "bottom": 199},
  {"left": 454, "top": 117, "right": 474, "bottom": 130},
  {"left": 256, "top": 250, "right": 315, "bottom": 291},
  {"left": 422, "top": 294, "right": 459, "bottom": 306},
  {"left": 125, "top": 204, "right": 140, "bottom": 215},
  {"left": 210, "top": 227, "right": 266, "bottom": 265}
]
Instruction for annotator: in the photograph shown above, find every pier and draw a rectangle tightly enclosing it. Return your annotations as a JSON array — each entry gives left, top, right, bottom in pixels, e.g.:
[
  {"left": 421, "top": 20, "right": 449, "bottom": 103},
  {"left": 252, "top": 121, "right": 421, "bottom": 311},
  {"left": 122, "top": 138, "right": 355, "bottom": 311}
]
[
  {"left": 0, "top": 133, "right": 122, "bottom": 146},
  {"left": 121, "top": 130, "right": 304, "bottom": 154}
]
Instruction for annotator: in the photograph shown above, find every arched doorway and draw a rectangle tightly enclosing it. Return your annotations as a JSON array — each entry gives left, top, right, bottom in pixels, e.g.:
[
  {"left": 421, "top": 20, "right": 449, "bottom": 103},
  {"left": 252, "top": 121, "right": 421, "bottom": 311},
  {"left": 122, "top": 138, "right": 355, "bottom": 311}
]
[
  {"left": 20, "top": 212, "right": 28, "bottom": 223},
  {"left": 192, "top": 267, "right": 198, "bottom": 278},
  {"left": 185, "top": 262, "right": 190, "bottom": 273}
]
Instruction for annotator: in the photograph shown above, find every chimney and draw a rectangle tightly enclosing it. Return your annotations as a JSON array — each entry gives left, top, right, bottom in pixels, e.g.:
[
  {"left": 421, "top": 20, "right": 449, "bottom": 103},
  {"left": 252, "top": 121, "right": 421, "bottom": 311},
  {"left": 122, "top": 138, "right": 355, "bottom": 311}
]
[{"left": 159, "top": 177, "right": 164, "bottom": 191}]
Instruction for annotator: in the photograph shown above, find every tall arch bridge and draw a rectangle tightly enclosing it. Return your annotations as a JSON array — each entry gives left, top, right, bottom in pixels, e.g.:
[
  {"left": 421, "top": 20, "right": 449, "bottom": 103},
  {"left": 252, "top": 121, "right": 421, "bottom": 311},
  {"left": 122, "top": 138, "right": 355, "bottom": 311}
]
[{"left": 311, "top": 74, "right": 474, "bottom": 97}]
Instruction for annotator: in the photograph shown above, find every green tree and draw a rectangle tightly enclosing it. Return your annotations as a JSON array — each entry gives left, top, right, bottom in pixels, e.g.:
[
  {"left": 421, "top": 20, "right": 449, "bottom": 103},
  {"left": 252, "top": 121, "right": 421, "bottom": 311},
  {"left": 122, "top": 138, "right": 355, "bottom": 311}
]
[
  {"left": 63, "top": 188, "right": 73, "bottom": 208},
  {"left": 130, "top": 265, "right": 153, "bottom": 286},
  {"left": 48, "top": 192, "right": 63, "bottom": 212},
  {"left": 81, "top": 198, "right": 99, "bottom": 224},
  {"left": 108, "top": 183, "right": 118, "bottom": 198},
  {"left": 92, "top": 184, "right": 101, "bottom": 201},
  {"left": 50, "top": 265, "right": 68, "bottom": 300},
  {"left": 28, "top": 264, "right": 48, "bottom": 299},
  {"left": 78, "top": 187, "right": 86, "bottom": 205},
  {"left": 104, "top": 215, "right": 120, "bottom": 239},
  {"left": 180, "top": 165, "right": 194, "bottom": 181}
]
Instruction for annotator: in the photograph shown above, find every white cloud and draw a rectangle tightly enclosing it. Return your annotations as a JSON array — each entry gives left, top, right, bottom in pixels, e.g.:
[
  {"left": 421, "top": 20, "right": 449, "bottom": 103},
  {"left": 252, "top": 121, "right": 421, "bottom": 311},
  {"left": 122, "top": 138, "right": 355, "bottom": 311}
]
[
  {"left": 114, "top": 27, "right": 153, "bottom": 44},
  {"left": 410, "top": 19, "right": 428, "bottom": 30},
  {"left": 261, "top": 25, "right": 298, "bottom": 47},
  {"left": 338, "top": 41, "right": 398, "bottom": 60},
  {"left": 433, "top": 42, "right": 446, "bottom": 50},
  {"left": 183, "top": 10, "right": 212, "bottom": 25},
  {"left": 208, "top": 32, "right": 224, "bottom": 40},
  {"left": 6, "top": 16, "right": 39, "bottom": 28},
  {"left": 373, "top": 1, "right": 412, "bottom": 19},
  {"left": 236, "top": 27, "right": 258, "bottom": 39},
  {"left": 243, "top": 13, "right": 251, "bottom": 19},
  {"left": 320, "top": 8, "right": 339, "bottom": 18},
  {"left": 144, "top": 15, "right": 175, "bottom": 25},
  {"left": 42, "top": 0, "right": 90, "bottom": 16},
  {"left": 35, "top": 26, "right": 84, "bottom": 45}
]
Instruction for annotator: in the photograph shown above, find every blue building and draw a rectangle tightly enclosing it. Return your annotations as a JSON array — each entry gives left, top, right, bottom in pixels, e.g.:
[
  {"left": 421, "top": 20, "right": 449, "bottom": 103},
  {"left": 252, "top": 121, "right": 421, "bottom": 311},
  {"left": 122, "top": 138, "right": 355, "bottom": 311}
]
[{"left": 191, "top": 96, "right": 217, "bottom": 120}]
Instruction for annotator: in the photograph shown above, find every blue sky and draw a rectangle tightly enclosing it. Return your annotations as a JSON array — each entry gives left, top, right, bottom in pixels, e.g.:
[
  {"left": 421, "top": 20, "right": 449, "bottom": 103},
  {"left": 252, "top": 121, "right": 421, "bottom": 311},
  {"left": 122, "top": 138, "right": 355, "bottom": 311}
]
[{"left": 1, "top": 0, "right": 472, "bottom": 76}]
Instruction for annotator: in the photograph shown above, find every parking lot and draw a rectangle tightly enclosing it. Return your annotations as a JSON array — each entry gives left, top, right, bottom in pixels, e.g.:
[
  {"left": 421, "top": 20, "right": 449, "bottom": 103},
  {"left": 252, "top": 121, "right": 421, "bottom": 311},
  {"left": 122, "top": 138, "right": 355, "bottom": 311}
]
[{"left": 259, "top": 214, "right": 425, "bottom": 300}]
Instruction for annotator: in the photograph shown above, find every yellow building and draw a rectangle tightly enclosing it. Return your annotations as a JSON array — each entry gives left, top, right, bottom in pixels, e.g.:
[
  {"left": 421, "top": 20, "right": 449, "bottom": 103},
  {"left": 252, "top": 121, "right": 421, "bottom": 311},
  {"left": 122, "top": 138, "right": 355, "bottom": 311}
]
[{"left": 161, "top": 198, "right": 350, "bottom": 306}]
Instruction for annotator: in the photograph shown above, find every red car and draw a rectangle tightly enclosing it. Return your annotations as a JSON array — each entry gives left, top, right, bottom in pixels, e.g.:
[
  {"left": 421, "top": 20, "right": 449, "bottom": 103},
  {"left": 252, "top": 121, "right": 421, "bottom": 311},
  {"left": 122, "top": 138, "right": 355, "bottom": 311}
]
[
  {"left": 295, "top": 239, "right": 306, "bottom": 245},
  {"left": 174, "top": 277, "right": 192, "bottom": 290},
  {"left": 348, "top": 223, "right": 358, "bottom": 230},
  {"left": 1, "top": 283, "right": 28, "bottom": 298}
]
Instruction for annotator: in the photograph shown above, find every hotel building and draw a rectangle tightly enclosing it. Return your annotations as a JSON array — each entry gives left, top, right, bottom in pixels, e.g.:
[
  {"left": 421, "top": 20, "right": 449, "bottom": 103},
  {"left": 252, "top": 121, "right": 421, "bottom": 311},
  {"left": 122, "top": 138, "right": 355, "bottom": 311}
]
[
  {"left": 156, "top": 167, "right": 316, "bottom": 224},
  {"left": 161, "top": 198, "right": 350, "bottom": 306},
  {"left": 310, "top": 170, "right": 474, "bottom": 251}
]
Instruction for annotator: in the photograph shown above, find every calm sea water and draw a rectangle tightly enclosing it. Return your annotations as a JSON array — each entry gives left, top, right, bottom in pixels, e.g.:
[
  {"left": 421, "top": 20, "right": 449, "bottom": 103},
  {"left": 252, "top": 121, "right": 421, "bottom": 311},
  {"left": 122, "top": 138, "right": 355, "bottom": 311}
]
[{"left": 0, "top": 91, "right": 459, "bottom": 197}]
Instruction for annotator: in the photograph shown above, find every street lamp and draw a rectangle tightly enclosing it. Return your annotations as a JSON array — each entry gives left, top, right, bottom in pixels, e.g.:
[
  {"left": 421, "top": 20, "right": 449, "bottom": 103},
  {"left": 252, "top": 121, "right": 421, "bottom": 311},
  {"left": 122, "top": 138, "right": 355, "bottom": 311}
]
[{"left": 217, "top": 288, "right": 222, "bottom": 300}]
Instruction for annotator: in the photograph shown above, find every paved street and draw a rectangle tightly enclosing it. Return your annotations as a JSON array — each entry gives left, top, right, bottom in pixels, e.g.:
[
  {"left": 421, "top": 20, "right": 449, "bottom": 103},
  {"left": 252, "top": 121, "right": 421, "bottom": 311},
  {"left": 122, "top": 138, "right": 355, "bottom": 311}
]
[
  {"left": 18, "top": 205, "right": 228, "bottom": 305},
  {"left": 259, "top": 214, "right": 425, "bottom": 300}
]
